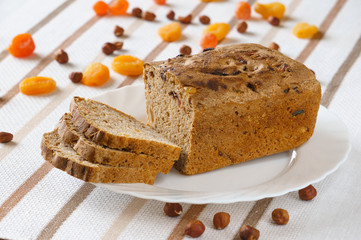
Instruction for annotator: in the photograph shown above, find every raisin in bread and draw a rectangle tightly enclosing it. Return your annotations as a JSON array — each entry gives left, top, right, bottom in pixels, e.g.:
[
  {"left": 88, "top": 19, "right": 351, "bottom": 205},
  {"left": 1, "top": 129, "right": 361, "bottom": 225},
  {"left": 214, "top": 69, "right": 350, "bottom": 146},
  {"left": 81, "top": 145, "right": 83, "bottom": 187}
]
[{"left": 143, "top": 43, "right": 321, "bottom": 175}]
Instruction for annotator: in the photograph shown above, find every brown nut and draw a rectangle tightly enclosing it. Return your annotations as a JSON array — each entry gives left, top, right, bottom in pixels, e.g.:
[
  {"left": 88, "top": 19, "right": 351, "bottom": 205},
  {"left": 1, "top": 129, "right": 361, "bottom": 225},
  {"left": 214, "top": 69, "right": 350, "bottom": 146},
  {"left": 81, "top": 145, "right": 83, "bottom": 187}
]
[
  {"left": 180, "top": 45, "right": 192, "bottom": 55},
  {"left": 143, "top": 11, "right": 156, "bottom": 21},
  {"left": 268, "top": 42, "right": 280, "bottom": 51},
  {"left": 166, "top": 10, "right": 175, "bottom": 20},
  {"left": 268, "top": 16, "right": 280, "bottom": 26},
  {"left": 163, "top": 203, "right": 183, "bottom": 217},
  {"left": 114, "top": 25, "right": 124, "bottom": 37},
  {"left": 69, "top": 72, "right": 83, "bottom": 83},
  {"left": 131, "top": 7, "right": 142, "bottom": 18},
  {"left": 236, "top": 21, "right": 248, "bottom": 33},
  {"left": 113, "top": 41, "right": 123, "bottom": 50},
  {"left": 102, "top": 42, "right": 116, "bottom": 55},
  {"left": 239, "top": 225, "right": 260, "bottom": 240},
  {"left": 199, "top": 15, "right": 210, "bottom": 25},
  {"left": 213, "top": 212, "right": 230, "bottom": 230},
  {"left": 0, "top": 132, "right": 13, "bottom": 143},
  {"left": 185, "top": 220, "right": 205, "bottom": 238},
  {"left": 54, "top": 49, "right": 69, "bottom": 64},
  {"left": 272, "top": 208, "right": 289, "bottom": 225},
  {"left": 178, "top": 14, "right": 192, "bottom": 24},
  {"left": 298, "top": 184, "right": 317, "bottom": 201}
]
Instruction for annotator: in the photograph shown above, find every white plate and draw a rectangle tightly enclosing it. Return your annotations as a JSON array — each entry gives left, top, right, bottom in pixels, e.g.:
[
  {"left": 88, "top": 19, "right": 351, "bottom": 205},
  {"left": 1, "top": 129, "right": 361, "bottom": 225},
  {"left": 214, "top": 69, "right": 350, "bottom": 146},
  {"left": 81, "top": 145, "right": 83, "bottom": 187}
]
[{"left": 93, "top": 85, "right": 351, "bottom": 204}]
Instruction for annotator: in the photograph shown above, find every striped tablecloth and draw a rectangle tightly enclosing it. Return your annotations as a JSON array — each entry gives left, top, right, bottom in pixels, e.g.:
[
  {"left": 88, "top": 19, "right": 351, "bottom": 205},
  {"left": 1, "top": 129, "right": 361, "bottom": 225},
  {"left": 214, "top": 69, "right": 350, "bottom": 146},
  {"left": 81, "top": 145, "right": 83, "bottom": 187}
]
[{"left": 1, "top": 0, "right": 361, "bottom": 239}]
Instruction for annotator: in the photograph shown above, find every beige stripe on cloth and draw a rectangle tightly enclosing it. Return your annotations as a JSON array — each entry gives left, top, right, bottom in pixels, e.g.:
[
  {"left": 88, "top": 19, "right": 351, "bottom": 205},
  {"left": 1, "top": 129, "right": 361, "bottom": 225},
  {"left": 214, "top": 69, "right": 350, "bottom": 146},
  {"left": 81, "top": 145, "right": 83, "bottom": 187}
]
[{"left": 0, "top": 0, "right": 76, "bottom": 63}]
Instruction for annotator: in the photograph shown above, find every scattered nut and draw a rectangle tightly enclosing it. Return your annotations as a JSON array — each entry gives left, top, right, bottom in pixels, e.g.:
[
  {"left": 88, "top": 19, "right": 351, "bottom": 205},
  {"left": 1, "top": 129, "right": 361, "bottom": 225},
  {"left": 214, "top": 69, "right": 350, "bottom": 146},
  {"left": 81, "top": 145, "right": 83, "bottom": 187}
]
[
  {"left": 68, "top": 72, "right": 83, "bottom": 83},
  {"left": 113, "top": 41, "right": 123, "bottom": 50},
  {"left": 114, "top": 25, "right": 124, "bottom": 37},
  {"left": 268, "top": 16, "right": 280, "bottom": 26},
  {"left": 164, "top": 203, "right": 183, "bottom": 217},
  {"left": 131, "top": 7, "right": 142, "bottom": 18},
  {"left": 178, "top": 14, "right": 192, "bottom": 24},
  {"left": 185, "top": 220, "right": 205, "bottom": 238},
  {"left": 213, "top": 212, "right": 230, "bottom": 230},
  {"left": 239, "top": 225, "right": 260, "bottom": 240},
  {"left": 0, "top": 132, "right": 13, "bottom": 143},
  {"left": 298, "top": 184, "right": 317, "bottom": 201},
  {"left": 268, "top": 42, "right": 280, "bottom": 50},
  {"left": 236, "top": 21, "right": 248, "bottom": 33},
  {"left": 180, "top": 45, "right": 192, "bottom": 55},
  {"left": 272, "top": 208, "right": 289, "bottom": 225},
  {"left": 54, "top": 49, "right": 69, "bottom": 64},
  {"left": 199, "top": 15, "right": 210, "bottom": 25},
  {"left": 143, "top": 11, "right": 156, "bottom": 21},
  {"left": 102, "top": 42, "right": 116, "bottom": 55},
  {"left": 166, "top": 10, "right": 175, "bottom": 20}
]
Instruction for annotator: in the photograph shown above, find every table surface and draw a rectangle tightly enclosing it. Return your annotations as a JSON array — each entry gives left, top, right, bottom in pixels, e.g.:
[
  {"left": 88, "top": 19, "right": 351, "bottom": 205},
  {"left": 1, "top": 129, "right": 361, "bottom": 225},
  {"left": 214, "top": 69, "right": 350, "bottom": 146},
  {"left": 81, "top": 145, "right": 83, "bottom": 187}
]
[{"left": 1, "top": 0, "right": 361, "bottom": 239}]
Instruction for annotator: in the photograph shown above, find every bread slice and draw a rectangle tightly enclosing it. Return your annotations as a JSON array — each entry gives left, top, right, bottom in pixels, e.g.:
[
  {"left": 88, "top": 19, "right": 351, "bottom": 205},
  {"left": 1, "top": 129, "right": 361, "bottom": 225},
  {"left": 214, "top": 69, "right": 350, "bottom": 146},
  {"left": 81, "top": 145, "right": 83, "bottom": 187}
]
[
  {"left": 69, "top": 96, "right": 181, "bottom": 160},
  {"left": 57, "top": 113, "right": 174, "bottom": 174},
  {"left": 41, "top": 129, "right": 158, "bottom": 184}
]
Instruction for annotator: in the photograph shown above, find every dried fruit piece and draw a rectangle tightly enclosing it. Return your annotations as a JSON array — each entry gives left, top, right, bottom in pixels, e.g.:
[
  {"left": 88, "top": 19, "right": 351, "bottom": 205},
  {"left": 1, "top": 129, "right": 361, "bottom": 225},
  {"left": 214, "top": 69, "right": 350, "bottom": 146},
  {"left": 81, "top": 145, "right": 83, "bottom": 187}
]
[
  {"left": 254, "top": 2, "right": 285, "bottom": 19},
  {"left": 114, "top": 25, "right": 124, "bottom": 37},
  {"left": 82, "top": 63, "right": 109, "bottom": 86},
  {"left": 154, "top": 0, "right": 166, "bottom": 5},
  {"left": 200, "top": 33, "right": 218, "bottom": 49},
  {"left": 93, "top": 1, "right": 109, "bottom": 16},
  {"left": 178, "top": 14, "right": 192, "bottom": 24},
  {"left": 272, "top": 208, "right": 289, "bottom": 225},
  {"left": 158, "top": 22, "right": 182, "bottom": 42},
  {"left": 185, "top": 220, "right": 205, "bottom": 238},
  {"left": 143, "top": 11, "right": 156, "bottom": 21},
  {"left": 69, "top": 72, "right": 83, "bottom": 83},
  {"left": 163, "top": 203, "right": 183, "bottom": 217},
  {"left": 54, "top": 49, "right": 69, "bottom": 64},
  {"left": 102, "top": 42, "right": 116, "bottom": 55},
  {"left": 203, "top": 23, "right": 230, "bottom": 41},
  {"left": 109, "top": 0, "right": 129, "bottom": 15},
  {"left": 112, "top": 55, "right": 144, "bottom": 76},
  {"left": 0, "top": 132, "right": 13, "bottom": 143},
  {"left": 239, "top": 225, "right": 260, "bottom": 240},
  {"left": 293, "top": 22, "right": 318, "bottom": 39},
  {"left": 199, "top": 15, "right": 210, "bottom": 25},
  {"left": 166, "top": 10, "right": 175, "bottom": 20},
  {"left": 268, "top": 16, "right": 280, "bottom": 26},
  {"left": 213, "top": 212, "right": 230, "bottom": 229},
  {"left": 9, "top": 33, "right": 35, "bottom": 58},
  {"left": 268, "top": 42, "right": 279, "bottom": 50},
  {"left": 19, "top": 76, "right": 56, "bottom": 95},
  {"left": 236, "top": 21, "right": 248, "bottom": 33},
  {"left": 298, "top": 184, "right": 317, "bottom": 200},
  {"left": 131, "top": 7, "right": 142, "bottom": 18},
  {"left": 235, "top": 1, "right": 251, "bottom": 20},
  {"left": 180, "top": 45, "right": 192, "bottom": 55}
]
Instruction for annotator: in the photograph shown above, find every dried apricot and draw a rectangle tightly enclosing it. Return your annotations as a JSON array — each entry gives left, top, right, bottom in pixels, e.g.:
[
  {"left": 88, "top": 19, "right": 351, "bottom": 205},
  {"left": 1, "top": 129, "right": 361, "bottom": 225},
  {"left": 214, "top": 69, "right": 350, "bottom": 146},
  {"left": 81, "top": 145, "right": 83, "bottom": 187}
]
[
  {"left": 154, "top": 0, "right": 166, "bottom": 5},
  {"left": 109, "top": 0, "right": 129, "bottom": 15},
  {"left": 112, "top": 55, "right": 144, "bottom": 76},
  {"left": 254, "top": 2, "right": 285, "bottom": 19},
  {"left": 200, "top": 33, "right": 217, "bottom": 49},
  {"left": 158, "top": 22, "right": 182, "bottom": 42},
  {"left": 82, "top": 63, "right": 110, "bottom": 86},
  {"left": 93, "top": 1, "right": 109, "bottom": 16},
  {"left": 235, "top": 1, "right": 251, "bottom": 20},
  {"left": 19, "top": 76, "right": 56, "bottom": 95},
  {"left": 293, "top": 22, "right": 318, "bottom": 39},
  {"left": 203, "top": 23, "right": 230, "bottom": 42},
  {"left": 9, "top": 33, "right": 35, "bottom": 58}
]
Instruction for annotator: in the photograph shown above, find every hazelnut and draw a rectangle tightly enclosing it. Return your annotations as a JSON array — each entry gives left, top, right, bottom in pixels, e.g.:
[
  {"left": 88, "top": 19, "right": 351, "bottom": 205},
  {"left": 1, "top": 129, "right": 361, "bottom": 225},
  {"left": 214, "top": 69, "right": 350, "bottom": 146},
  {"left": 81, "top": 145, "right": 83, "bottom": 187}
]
[
  {"left": 114, "top": 25, "right": 124, "bottom": 37},
  {"left": 69, "top": 72, "right": 83, "bottom": 83},
  {"left": 272, "top": 208, "right": 289, "bottom": 225},
  {"left": 178, "top": 14, "right": 192, "bottom": 24},
  {"left": 184, "top": 220, "right": 205, "bottom": 238},
  {"left": 298, "top": 184, "right": 317, "bottom": 201},
  {"left": 143, "top": 11, "right": 156, "bottom": 21},
  {"left": 268, "top": 42, "right": 280, "bottom": 51},
  {"left": 213, "top": 212, "right": 230, "bottom": 229},
  {"left": 180, "top": 45, "right": 192, "bottom": 55},
  {"left": 239, "top": 225, "right": 260, "bottom": 240},
  {"left": 199, "top": 15, "right": 210, "bottom": 25},
  {"left": 131, "top": 7, "right": 142, "bottom": 18},
  {"left": 54, "top": 49, "right": 69, "bottom": 64},
  {"left": 113, "top": 41, "right": 124, "bottom": 50},
  {"left": 0, "top": 132, "right": 13, "bottom": 143},
  {"left": 236, "top": 21, "right": 248, "bottom": 33},
  {"left": 166, "top": 10, "right": 175, "bottom": 20},
  {"left": 163, "top": 203, "right": 183, "bottom": 217},
  {"left": 268, "top": 16, "right": 280, "bottom": 26},
  {"left": 102, "top": 42, "right": 116, "bottom": 55}
]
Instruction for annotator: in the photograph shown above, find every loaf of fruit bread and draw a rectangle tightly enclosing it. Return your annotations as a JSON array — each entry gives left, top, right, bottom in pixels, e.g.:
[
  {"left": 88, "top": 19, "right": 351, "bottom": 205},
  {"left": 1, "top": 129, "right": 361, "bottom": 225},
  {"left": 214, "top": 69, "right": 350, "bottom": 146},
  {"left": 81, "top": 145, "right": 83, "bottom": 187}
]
[
  {"left": 143, "top": 43, "right": 321, "bottom": 175},
  {"left": 58, "top": 113, "right": 174, "bottom": 174},
  {"left": 41, "top": 130, "right": 158, "bottom": 184},
  {"left": 70, "top": 96, "right": 181, "bottom": 161}
]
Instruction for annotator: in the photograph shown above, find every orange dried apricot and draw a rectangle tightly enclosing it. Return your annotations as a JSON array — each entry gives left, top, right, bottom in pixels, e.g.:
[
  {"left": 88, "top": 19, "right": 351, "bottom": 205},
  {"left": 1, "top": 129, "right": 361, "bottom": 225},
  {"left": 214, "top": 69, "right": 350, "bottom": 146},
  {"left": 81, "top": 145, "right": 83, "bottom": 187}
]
[
  {"left": 154, "top": 0, "right": 166, "bottom": 5},
  {"left": 292, "top": 22, "right": 318, "bottom": 39},
  {"left": 254, "top": 2, "right": 285, "bottom": 19},
  {"left": 9, "top": 33, "right": 35, "bottom": 58},
  {"left": 203, "top": 23, "right": 230, "bottom": 42},
  {"left": 82, "top": 63, "right": 110, "bottom": 86},
  {"left": 93, "top": 1, "right": 109, "bottom": 16},
  {"left": 200, "top": 33, "right": 217, "bottom": 49},
  {"left": 158, "top": 22, "right": 182, "bottom": 42},
  {"left": 19, "top": 76, "right": 56, "bottom": 95},
  {"left": 112, "top": 55, "right": 144, "bottom": 76},
  {"left": 235, "top": 1, "right": 251, "bottom": 20},
  {"left": 109, "top": 0, "right": 129, "bottom": 15}
]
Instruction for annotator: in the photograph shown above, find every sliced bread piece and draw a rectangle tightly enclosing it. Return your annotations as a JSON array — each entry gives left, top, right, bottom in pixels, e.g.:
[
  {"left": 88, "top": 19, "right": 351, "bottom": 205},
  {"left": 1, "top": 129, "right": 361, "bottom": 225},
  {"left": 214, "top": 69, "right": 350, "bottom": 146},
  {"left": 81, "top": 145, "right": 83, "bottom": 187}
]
[
  {"left": 69, "top": 96, "right": 181, "bottom": 160},
  {"left": 58, "top": 113, "right": 174, "bottom": 174},
  {"left": 41, "top": 129, "right": 158, "bottom": 184}
]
